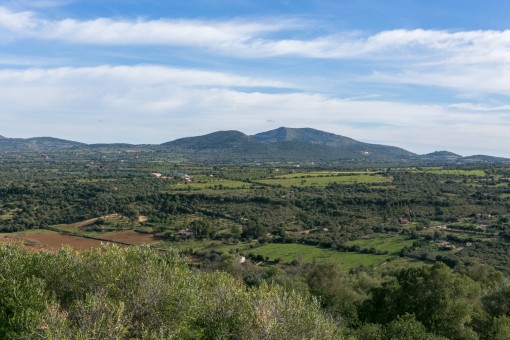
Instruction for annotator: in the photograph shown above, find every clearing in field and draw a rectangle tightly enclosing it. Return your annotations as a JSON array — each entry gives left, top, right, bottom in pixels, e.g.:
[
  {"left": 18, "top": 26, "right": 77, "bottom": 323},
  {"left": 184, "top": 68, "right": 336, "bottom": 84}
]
[
  {"left": 53, "top": 214, "right": 136, "bottom": 234},
  {"left": 417, "top": 169, "right": 487, "bottom": 176},
  {"left": 250, "top": 243, "right": 395, "bottom": 269},
  {"left": 255, "top": 172, "right": 392, "bottom": 187},
  {"left": 345, "top": 235, "right": 416, "bottom": 256}
]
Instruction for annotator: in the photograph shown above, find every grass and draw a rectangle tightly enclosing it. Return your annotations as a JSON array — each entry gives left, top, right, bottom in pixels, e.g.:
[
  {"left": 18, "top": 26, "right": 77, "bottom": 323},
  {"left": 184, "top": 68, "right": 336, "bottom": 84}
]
[
  {"left": 52, "top": 214, "right": 136, "bottom": 236},
  {"left": 249, "top": 243, "right": 394, "bottom": 270},
  {"left": 255, "top": 173, "right": 392, "bottom": 187},
  {"left": 345, "top": 235, "right": 416, "bottom": 255},
  {"left": 274, "top": 171, "right": 375, "bottom": 179},
  {"left": 417, "top": 169, "right": 486, "bottom": 176}
]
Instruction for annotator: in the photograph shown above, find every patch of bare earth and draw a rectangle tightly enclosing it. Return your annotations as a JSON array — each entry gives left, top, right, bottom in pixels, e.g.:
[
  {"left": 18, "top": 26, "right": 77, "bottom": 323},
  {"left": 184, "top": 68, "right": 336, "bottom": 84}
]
[{"left": 0, "top": 230, "right": 111, "bottom": 252}]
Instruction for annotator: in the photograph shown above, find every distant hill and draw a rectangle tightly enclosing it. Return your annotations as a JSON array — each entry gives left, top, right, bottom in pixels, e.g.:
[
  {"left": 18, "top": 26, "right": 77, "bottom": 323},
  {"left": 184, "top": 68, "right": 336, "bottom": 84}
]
[
  {"left": 253, "top": 127, "right": 415, "bottom": 158},
  {"left": 463, "top": 155, "right": 510, "bottom": 163},
  {"left": 0, "top": 137, "right": 85, "bottom": 150},
  {"left": 161, "top": 128, "right": 419, "bottom": 163},
  {"left": 1, "top": 128, "right": 508, "bottom": 165},
  {"left": 422, "top": 151, "right": 463, "bottom": 161},
  {"left": 163, "top": 130, "right": 253, "bottom": 150},
  {"left": 253, "top": 127, "right": 360, "bottom": 146}
]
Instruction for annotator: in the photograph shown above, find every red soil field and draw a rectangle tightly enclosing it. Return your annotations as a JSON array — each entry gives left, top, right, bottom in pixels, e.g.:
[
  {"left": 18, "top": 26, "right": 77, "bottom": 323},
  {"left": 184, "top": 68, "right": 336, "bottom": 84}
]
[{"left": 0, "top": 230, "right": 113, "bottom": 251}]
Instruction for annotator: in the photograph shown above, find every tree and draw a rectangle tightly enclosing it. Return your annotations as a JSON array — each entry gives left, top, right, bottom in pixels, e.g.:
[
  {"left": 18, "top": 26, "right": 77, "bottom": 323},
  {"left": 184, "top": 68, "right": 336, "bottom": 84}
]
[
  {"left": 490, "top": 316, "right": 510, "bottom": 340},
  {"left": 361, "top": 263, "right": 480, "bottom": 339}
]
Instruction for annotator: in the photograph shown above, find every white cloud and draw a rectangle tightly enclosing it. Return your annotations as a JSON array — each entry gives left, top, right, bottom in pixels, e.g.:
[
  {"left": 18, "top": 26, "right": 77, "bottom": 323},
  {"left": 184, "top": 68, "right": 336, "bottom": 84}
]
[
  {"left": 0, "top": 65, "right": 509, "bottom": 156},
  {"left": 0, "top": 6, "right": 290, "bottom": 46},
  {"left": 2, "top": 6, "right": 510, "bottom": 62},
  {"left": 1, "top": 8, "right": 509, "bottom": 155},
  {"left": 2, "top": 6, "right": 510, "bottom": 97},
  {"left": 450, "top": 103, "right": 510, "bottom": 112},
  {"left": 0, "top": 7, "right": 36, "bottom": 31}
]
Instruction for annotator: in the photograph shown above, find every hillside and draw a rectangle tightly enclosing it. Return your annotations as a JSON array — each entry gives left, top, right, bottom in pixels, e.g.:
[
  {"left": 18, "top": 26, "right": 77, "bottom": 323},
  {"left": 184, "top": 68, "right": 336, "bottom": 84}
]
[
  {"left": 162, "top": 128, "right": 420, "bottom": 163},
  {"left": 253, "top": 127, "right": 360, "bottom": 146},
  {"left": 163, "top": 130, "right": 254, "bottom": 150},
  {"left": 422, "top": 151, "right": 463, "bottom": 162},
  {"left": 0, "top": 128, "right": 508, "bottom": 165},
  {"left": 0, "top": 136, "right": 85, "bottom": 150},
  {"left": 253, "top": 127, "right": 416, "bottom": 158}
]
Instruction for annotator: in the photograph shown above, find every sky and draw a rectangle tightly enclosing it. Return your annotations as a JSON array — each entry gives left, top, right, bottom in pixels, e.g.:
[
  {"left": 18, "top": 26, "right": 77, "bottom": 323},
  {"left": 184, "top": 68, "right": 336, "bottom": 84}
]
[{"left": 1, "top": 0, "right": 510, "bottom": 156}]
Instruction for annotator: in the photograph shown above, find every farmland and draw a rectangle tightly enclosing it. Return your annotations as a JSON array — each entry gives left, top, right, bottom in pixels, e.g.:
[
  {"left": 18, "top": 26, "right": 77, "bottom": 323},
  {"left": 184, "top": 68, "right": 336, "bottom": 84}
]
[
  {"left": 249, "top": 243, "right": 394, "bottom": 269},
  {"left": 0, "top": 229, "right": 108, "bottom": 251},
  {"left": 416, "top": 168, "right": 487, "bottom": 176},
  {"left": 345, "top": 235, "right": 416, "bottom": 255},
  {"left": 2, "top": 152, "right": 510, "bottom": 339},
  {"left": 255, "top": 171, "right": 392, "bottom": 187}
]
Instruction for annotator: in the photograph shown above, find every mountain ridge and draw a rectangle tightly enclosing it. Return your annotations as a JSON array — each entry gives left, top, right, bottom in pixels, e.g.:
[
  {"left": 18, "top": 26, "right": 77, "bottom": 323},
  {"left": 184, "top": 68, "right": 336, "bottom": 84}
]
[{"left": 1, "top": 128, "right": 508, "bottom": 164}]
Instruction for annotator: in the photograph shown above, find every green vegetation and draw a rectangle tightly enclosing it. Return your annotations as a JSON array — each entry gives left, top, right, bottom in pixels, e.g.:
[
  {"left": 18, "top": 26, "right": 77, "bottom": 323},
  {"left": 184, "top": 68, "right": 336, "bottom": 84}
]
[
  {"left": 345, "top": 235, "right": 417, "bottom": 255},
  {"left": 250, "top": 243, "right": 393, "bottom": 269},
  {"left": 0, "top": 244, "right": 341, "bottom": 339},
  {"left": 2, "top": 147, "right": 510, "bottom": 338},
  {"left": 255, "top": 172, "right": 391, "bottom": 187},
  {"left": 417, "top": 168, "right": 487, "bottom": 176}
]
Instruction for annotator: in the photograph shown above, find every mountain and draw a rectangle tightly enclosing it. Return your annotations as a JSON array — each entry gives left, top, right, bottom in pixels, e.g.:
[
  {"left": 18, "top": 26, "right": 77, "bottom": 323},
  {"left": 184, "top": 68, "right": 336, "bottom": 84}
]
[
  {"left": 1, "top": 128, "right": 508, "bottom": 165},
  {"left": 463, "top": 155, "right": 510, "bottom": 163},
  {"left": 163, "top": 130, "right": 253, "bottom": 150},
  {"left": 253, "top": 127, "right": 360, "bottom": 146},
  {"left": 422, "top": 151, "right": 463, "bottom": 162},
  {"left": 253, "top": 127, "right": 416, "bottom": 158},
  {"left": 0, "top": 137, "right": 85, "bottom": 150},
  {"left": 161, "top": 127, "right": 419, "bottom": 163}
]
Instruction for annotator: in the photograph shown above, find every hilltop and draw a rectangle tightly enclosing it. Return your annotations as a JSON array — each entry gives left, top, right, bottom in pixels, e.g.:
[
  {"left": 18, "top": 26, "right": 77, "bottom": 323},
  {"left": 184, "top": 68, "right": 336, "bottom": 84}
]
[{"left": 1, "top": 128, "right": 508, "bottom": 165}]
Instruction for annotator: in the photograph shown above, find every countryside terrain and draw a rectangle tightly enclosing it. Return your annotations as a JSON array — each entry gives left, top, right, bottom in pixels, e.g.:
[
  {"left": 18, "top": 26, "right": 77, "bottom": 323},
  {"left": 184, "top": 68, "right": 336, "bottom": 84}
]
[{"left": 2, "top": 128, "right": 510, "bottom": 338}]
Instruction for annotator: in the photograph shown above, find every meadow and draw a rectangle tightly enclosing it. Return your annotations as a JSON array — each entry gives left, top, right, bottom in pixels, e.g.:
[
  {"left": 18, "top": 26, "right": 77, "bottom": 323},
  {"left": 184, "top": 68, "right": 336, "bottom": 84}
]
[
  {"left": 345, "top": 235, "right": 416, "bottom": 255},
  {"left": 249, "top": 243, "right": 395, "bottom": 269},
  {"left": 255, "top": 172, "right": 392, "bottom": 187}
]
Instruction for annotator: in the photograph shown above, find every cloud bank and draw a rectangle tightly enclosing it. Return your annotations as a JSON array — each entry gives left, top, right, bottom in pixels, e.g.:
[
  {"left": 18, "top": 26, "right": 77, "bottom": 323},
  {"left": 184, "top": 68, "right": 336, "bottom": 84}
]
[
  {"left": 1, "top": 6, "right": 509, "bottom": 156},
  {"left": 0, "top": 65, "right": 508, "bottom": 156}
]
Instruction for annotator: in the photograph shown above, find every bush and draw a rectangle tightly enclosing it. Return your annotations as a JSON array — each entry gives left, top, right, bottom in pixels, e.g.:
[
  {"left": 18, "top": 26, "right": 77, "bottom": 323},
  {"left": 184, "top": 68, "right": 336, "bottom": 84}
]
[{"left": 0, "top": 244, "right": 342, "bottom": 339}]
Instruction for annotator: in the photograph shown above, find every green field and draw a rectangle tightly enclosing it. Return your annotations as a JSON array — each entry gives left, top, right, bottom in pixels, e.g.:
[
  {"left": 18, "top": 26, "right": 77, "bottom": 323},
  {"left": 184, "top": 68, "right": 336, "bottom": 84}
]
[
  {"left": 273, "top": 171, "right": 374, "bottom": 179},
  {"left": 345, "top": 235, "right": 416, "bottom": 255},
  {"left": 418, "top": 169, "right": 486, "bottom": 176},
  {"left": 255, "top": 173, "right": 391, "bottom": 187},
  {"left": 249, "top": 243, "right": 394, "bottom": 269}
]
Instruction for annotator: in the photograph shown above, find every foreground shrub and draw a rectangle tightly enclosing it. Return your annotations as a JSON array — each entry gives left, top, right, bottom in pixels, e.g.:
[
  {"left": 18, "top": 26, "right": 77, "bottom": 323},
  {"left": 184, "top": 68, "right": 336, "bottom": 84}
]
[{"left": 0, "top": 244, "right": 342, "bottom": 339}]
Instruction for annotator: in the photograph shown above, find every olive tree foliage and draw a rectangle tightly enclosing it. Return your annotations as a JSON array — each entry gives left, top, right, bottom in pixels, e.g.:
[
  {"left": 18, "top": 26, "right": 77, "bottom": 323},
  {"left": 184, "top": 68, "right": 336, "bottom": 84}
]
[
  {"left": 0, "top": 244, "right": 342, "bottom": 339},
  {"left": 360, "top": 263, "right": 481, "bottom": 339}
]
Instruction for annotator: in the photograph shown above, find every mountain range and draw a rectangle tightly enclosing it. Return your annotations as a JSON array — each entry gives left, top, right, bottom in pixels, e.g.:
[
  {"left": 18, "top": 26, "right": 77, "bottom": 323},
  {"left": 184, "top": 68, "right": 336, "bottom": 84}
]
[{"left": 0, "top": 127, "right": 508, "bottom": 164}]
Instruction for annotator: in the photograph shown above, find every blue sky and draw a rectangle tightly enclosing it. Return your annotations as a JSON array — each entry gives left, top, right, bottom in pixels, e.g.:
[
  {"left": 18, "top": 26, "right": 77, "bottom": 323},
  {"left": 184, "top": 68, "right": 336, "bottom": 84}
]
[{"left": 1, "top": 0, "right": 510, "bottom": 156}]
